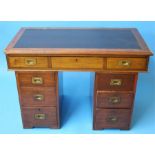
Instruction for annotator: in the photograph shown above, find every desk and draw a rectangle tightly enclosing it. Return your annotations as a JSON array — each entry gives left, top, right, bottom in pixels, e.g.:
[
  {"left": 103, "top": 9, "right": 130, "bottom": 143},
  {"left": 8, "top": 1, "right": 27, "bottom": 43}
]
[{"left": 5, "top": 28, "right": 153, "bottom": 130}]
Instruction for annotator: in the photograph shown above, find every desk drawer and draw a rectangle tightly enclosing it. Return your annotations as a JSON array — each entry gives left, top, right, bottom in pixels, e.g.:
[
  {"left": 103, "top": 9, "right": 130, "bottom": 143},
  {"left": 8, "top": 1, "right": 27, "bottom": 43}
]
[
  {"left": 107, "top": 58, "right": 147, "bottom": 71},
  {"left": 94, "top": 109, "right": 131, "bottom": 129},
  {"left": 21, "top": 107, "right": 58, "bottom": 128},
  {"left": 51, "top": 57, "right": 104, "bottom": 70},
  {"left": 96, "top": 91, "right": 134, "bottom": 108},
  {"left": 16, "top": 71, "right": 56, "bottom": 87},
  {"left": 8, "top": 56, "right": 49, "bottom": 69},
  {"left": 96, "top": 73, "right": 137, "bottom": 91},
  {"left": 20, "top": 87, "right": 57, "bottom": 107}
]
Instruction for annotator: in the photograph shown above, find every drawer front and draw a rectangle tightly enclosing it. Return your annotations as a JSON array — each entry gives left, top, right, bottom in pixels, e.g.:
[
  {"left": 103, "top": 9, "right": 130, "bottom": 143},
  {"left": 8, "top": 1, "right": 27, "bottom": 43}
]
[
  {"left": 16, "top": 72, "right": 56, "bottom": 87},
  {"left": 95, "top": 109, "right": 131, "bottom": 129},
  {"left": 20, "top": 87, "right": 57, "bottom": 107},
  {"left": 22, "top": 107, "right": 58, "bottom": 128},
  {"left": 96, "top": 73, "right": 136, "bottom": 91},
  {"left": 96, "top": 92, "right": 134, "bottom": 108},
  {"left": 107, "top": 58, "right": 147, "bottom": 71},
  {"left": 51, "top": 57, "right": 104, "bottom": 70},
  {"left": 8, "top": 56, "right": 49, "bottom": 69}
]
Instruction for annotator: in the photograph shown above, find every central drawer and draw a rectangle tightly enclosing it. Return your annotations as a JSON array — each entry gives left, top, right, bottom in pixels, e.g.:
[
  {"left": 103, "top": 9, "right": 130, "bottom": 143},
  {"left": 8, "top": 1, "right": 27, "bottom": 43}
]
[{"left": 51, "top": 57, "right": 104, "bottom": 70}]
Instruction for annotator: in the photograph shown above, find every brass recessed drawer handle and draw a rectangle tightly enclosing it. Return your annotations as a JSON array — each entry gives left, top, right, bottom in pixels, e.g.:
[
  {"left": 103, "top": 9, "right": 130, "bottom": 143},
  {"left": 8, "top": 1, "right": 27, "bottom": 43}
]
[
  {"left": 109, "top": 96, "right": 121, "bottom": 104},
  {"left": 110, "top": 79, "right": 122, "bottom": 86},
  {"left": 34, "top": 114, "right": 46, "bottom": 120},
  {"left": 34, "top": 94, "right": 44, "bottom": 101},
  {"left": 119, "top": 60, "right": 131, "bottom": 67},
  {"left": 32, "top": 77, "right": 43, "bottom": 84},
  {"left": 107, "top": 116, "right": 118, "bottom": 123},
  {"left": 25, "top": 58, "right": 37, "bottom": 65}
]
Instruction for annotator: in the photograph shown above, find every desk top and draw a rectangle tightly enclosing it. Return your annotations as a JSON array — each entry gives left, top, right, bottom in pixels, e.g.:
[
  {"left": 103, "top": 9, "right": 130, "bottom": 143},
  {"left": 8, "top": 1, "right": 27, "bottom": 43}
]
[{"left": 5, "top": 28, "right": 153, "bottom": 56}]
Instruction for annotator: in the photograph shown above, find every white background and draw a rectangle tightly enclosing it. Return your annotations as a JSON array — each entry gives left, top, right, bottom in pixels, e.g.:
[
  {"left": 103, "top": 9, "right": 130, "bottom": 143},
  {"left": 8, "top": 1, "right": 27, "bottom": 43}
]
[
  {"left": 0, "top": 0, "right": 155, "bottom": 154},
  {"left": 0, "top": 0, "right": 154, "bottom": 20}
]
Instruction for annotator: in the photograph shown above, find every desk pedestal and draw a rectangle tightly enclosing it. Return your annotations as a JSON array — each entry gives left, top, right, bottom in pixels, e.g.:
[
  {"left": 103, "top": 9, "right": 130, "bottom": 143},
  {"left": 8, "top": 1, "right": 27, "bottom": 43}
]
[
  {"left": 15, "top": 71, "right": 61, "bottom": 129},
  {"left": 93, "top": 73, "right": 138, "bottom": 130}
]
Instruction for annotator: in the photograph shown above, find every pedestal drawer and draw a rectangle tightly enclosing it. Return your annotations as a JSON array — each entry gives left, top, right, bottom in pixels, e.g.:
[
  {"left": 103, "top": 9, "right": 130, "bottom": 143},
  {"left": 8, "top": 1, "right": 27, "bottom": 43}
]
[
  {"left": 21, "top": 107, "right": 58, "bottom": 128},
  {"left": 94, "top": 109, "right": 131, "bottom": 130},
  {"left": 20, "top": 87, "right": 57, "bottom": 107},
  {"left": 16, "top": 71, "right": 56, "bottom": 87},
  {"left": 96, "top": 91, "right": 134, "bottom": 108},
  {"left": 96, "top": 73, "right": 137, "bottom": 91}
]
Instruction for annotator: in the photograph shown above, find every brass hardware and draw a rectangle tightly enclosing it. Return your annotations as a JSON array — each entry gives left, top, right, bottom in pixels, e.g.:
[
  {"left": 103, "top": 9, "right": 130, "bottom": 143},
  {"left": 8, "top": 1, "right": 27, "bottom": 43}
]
[
  {"left": 25, "top": 58, "right": 37, "bottom": 65},
  {"left": 109, "top": 96, "right": 121, "bottom": 104},
  {"left": 110, "top": 79, "right": 122, "bottom": 86},
  {"left": 119, "top": 60, "right": 131, "bottom": 67},
  {"left": 32, "top": 77, "right": 43, "bottom": 85},
  {"left": 34, "top": 94, "right": 44, "bottom": 101},
  {"left": 34, "top": 114, "right": 46, "bottom": 120},
  {"left": 107, "top": 116, "right": 118, "bottom": 123}
]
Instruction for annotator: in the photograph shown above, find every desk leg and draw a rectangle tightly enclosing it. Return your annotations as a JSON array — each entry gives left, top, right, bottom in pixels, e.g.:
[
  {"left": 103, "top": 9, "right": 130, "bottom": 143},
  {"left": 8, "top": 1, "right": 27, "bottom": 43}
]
[{"left": 93, "top": 72, "right": 138, "bottom": 130}]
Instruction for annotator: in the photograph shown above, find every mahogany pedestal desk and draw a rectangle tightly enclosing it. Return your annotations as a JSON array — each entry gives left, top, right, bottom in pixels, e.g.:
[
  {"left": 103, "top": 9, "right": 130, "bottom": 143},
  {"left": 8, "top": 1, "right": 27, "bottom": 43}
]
[{"left": 5, "top": 28, "right": 153, "bottom": 130}]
